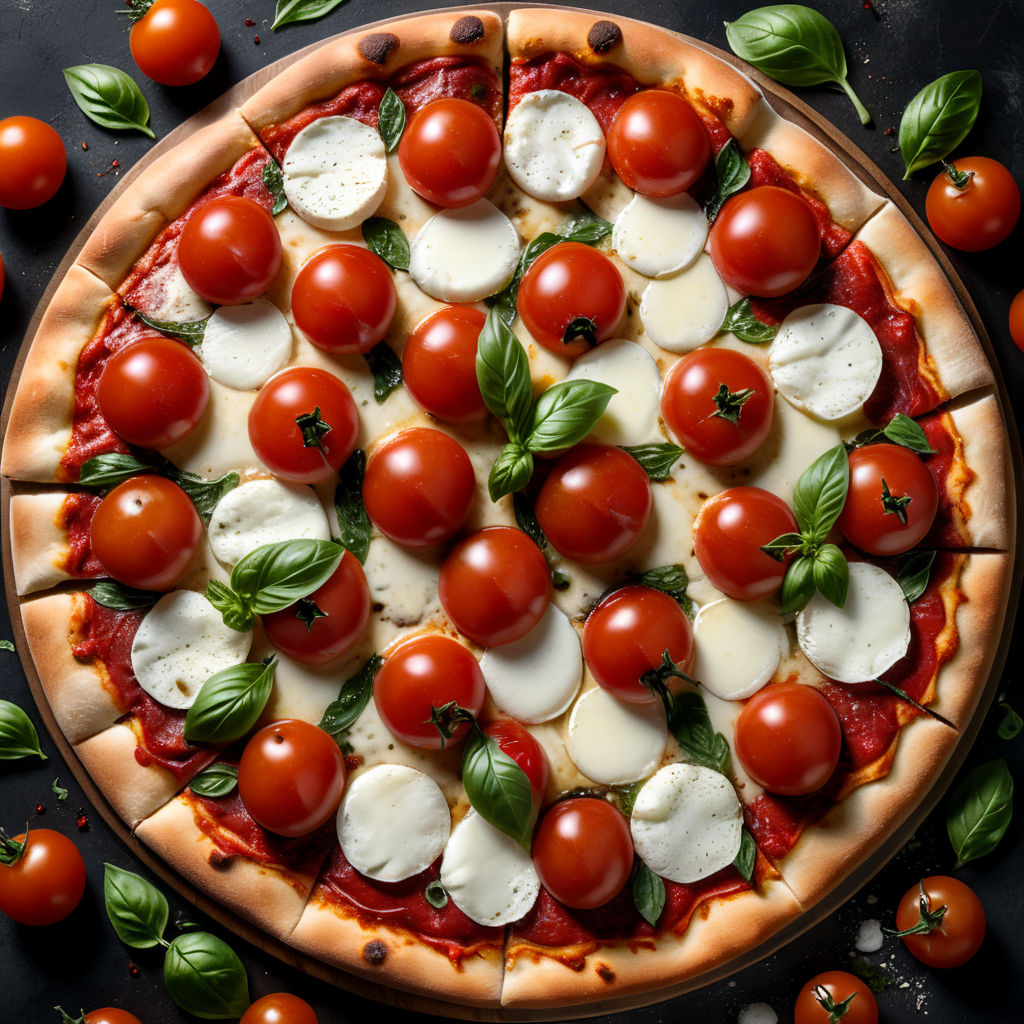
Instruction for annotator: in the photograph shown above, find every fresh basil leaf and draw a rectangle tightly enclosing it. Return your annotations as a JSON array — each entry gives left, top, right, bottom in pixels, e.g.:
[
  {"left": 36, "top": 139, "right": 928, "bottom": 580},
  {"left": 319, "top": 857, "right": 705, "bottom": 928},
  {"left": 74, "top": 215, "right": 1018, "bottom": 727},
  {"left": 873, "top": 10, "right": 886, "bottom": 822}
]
[
  {"left": 52, "top": 776, "right": 69, "bottom": 801},
  {"left": 632, "top": 862, "right": 666, "bottom": 927},
  {"left": 780, "top": 554, "right": 816, "bottom": 614},
  {"left": 361, "top": 341, "right": 403, "bottom": 404},
  {"left": 897, "top": 549, "right": 936, "bottom": 603},
  {"left": 946, "top": 757, "right": 1013, "bottom": 869},
  {"left": 261, "top": 159, "right": 288, "bottom": 216},
  {"left": 476, "top": 309, "right": 533, "bottom": 442},
  {"left": 733, "top": 827, "right": 757, "bottom": 882},
  {"left": 620, "top": 443, "right": 685, "bottom": 482},
  {"left": 792, "top": 444, "right": 849, "bottom": 542},
  {"left": 670, "top": 692, "right": 731, "bottom": 774},
  {"left": 231, "top": 539, "right": 343, "bottom": 616},
  {"left": 513, "top": 493, "right": 547, "bottom": 549},
  {"left": 190, "top": 764, "right": 239, "bottom": 799},
  {"left": 813, "top": 543, "right": 849, "bottom": 609},
  {"left": 719, "top": 296, "right": 778, "bottom": 344},
  {"left": 376, "top": 87, "right": 406, "bottom": 153},
  {"left": 205, "top": 580, "right": 253, "bottom": 634},
  {"left": 168, "top": 468, "right": 239, "bottom": 524},
  {"left": 462, "top": 730, "right": 535, "bottom": 849},
  {"left": 882, "top": 413, "right": 937, "bottom": 455},
  {"left": 319, "top": 655, "right": 382, "bottom": 736},
  {"left": 998, "top": 702, "right": 1022, "bottom": 741},
  {"left": 272, "top": 0, "right": 349, "bottom": 32},
  {"left": 704, "top": 139, "right": 751, "bottom": 222},
  {"left": 164, "top": 931, "right": 250, "bottom": 1019},
  {"left": 486, "top": 232, "right": 562, "bottom": 324},
  {"left": 124, "top": 302, "right": 209, "bottom": 345},
  {"left": 488, "top": 444, "right": 534, "bottom": 503},
  {"left": 90, "top": 580, "right": 160, "bottom": 612},
  {"left": 184, "top": 658, "right": 277, "bottom": 745},
  {"left": 899, "top": 70, "right": 983, "bottom": 179},
  {"left": 424, "top": 879, "right": 449, "bottom": 909},
  {"left": 0, "top": 640, "right": 13, "bottom": 651},
  {"left": 79, "top": 452, "right": 156, "bottom": 487},
  {"left": 558, "top": 208, "right": 613, "bottom": 244},
  {"left": 637, "top": 564, "right": 695, "bottom": 620},
  {"left": 725, "top": 5, "right": 870, "bottom": 125},
  {"left": 103, "top": 863, "right": 169, "bottom": 949},
  {"left": 333, "top": 450, "right": 371, "bottom": 564},
  {"left": 760, "top": 532, "right": 806, "bottom": 563},
  {"left": 527, "top": 380, "right": 617, "bottom": 453},
  {"left": 361, "top": 217, "right": 410, "bottom": 272},
  {"left": 63, "top": 64, "right": 155, "bottom": 138},
  {"left": 0, "top": 699, "right": 47, "bottom": 761}
]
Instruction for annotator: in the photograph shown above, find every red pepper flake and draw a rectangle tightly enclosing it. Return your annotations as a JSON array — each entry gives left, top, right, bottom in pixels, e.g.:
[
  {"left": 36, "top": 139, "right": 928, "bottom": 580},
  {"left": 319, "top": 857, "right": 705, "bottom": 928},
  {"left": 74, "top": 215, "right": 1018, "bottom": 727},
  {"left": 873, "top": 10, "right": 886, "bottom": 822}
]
[
  {"left": 128, "top": 963, "right": 140, "bottom": 978},
  {"left": 254, "top": 35, "right": 260, "bottom": 44},
  {"left": 81, "top": 141, "right": 88, "bottom": 150},
  {"left": 112, "top": 159, "right": 119, "bottom": 168},
  {"left": 245, "top": 18, "right": 254, "bottom": 27},
  {"left": 35, "top": 803, "right": 45, "bottom": 815},
  {"left": 76, "top": 812, "right": 89, "bottom": 831},
  {"left": 885, "top": 126, "right": 895, "bottom": 137}
]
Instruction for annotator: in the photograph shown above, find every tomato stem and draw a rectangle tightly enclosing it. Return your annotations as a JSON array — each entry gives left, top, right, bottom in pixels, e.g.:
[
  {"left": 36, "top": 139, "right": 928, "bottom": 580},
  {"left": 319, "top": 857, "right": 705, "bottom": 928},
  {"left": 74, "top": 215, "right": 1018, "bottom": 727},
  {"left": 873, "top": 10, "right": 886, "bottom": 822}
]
[
  {"left": 943, "top": 161, "right": 974, "bottom": 190},
  {"left": 883, "top": 880, "right": 948, "bottom": 937}
]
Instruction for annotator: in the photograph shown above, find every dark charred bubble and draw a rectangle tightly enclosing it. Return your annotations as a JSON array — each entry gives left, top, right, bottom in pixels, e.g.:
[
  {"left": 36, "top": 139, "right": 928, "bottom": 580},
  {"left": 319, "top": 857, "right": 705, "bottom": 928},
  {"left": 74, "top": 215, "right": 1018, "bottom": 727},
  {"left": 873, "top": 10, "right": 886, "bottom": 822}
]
[
  {"left": 359, "top": 33, "right": 401, "bottom": 66},
  {"left": 450, "top": 16, "right": 486, "bottom": 45},
  {"left": 362, "top": 939, "right": 388, "bottom": 964},
  {"left": 587, "top": 21, "right": 622, "bottom": 53}
]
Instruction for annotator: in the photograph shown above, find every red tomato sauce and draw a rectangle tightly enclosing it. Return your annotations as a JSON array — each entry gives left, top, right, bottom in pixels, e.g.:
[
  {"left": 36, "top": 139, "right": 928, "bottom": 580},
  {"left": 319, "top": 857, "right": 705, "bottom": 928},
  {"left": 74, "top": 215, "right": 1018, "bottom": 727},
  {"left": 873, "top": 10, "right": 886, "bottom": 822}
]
[
  {"left": 59, "top": 493, "right": 104, "bottom": 577},
  {"left": 919, "top": 409, "right": 972, "bottom": 547}
]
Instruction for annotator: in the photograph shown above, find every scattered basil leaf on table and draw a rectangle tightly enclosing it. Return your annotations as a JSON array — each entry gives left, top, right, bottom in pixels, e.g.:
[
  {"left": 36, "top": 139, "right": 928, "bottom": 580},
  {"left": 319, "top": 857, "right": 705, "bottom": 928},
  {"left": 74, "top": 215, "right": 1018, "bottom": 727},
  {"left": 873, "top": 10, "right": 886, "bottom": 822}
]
[
  {"left": 261, "top": 159, "right": 288, "bottom": 216},
  {"left": 361, "top": 217, "right": 410, "bottom": 271},
  {"left": 377, "top": 87, "right": 406, "bottom": 153},
  {"left": 63, "top": 64, "right": 156, "bottom": 137},
  {"left": 0, "top": 700, "right": 47, "bottom": 761},
  {"left": 899, "top": 70, "right": 982, "bottom": 179},
  {"left": 362, "top": 340, "right": 404, "bottom": 403},
  {"left": 998, "top": 702, "right": 1023, "bottom": 741},
  {"left": 333, "top": 450, "right": 372, "bottom": 564},
  {"left": 319, "top": 655, "right": 383, "bottom": 737},
  {"left": 184, "top": 658, "right": 278, "bottom": 745},
  {"left": 164, "top": 931, "right": 250, "bottom": 1019},
  {"left": 632, "top": 862, "right": 666, "bottom": 927},
  {"left": 123, "top": 301, "right": 210, "bottom": 345},
  {"left": 704, "top": 139, "right": 751, "bottom": 222},
  {"left": 620, "top": 443, "right": 685, "bottom": 481},
  {"left": 190, "top": 763, "right": 240, "bottom": 799},
  {"left": 90, "top": 580, "right": 161, "bottom": 611},
  {"left": 52, "top": 777, "right": 69, "bottom": 802},
  {"left": 719, "top": 296, "right": 778, "bottom": 344},
  {"left": 897, "top": 549, "right": 936, "bottom": 604},
  {"left": 272, "top": 0, "right": 350, "bottom": 32},
  {"left": 946, "top": 757, "right": 1013, "bottom": 869},
  {"left": 734, "top": 827, "right": 757, "bottom": 882},
  {"left": 103, "top": 863, "right": 170, "bottom": 949}
]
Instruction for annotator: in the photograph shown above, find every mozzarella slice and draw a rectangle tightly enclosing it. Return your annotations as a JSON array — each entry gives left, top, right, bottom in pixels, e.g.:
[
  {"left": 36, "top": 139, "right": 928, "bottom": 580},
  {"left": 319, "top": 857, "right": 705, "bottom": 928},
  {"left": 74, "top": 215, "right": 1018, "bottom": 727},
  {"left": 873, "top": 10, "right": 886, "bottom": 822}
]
[
  {"left": 797, "top": 561, "right": 911, "bottom": 683},
  {"left": 131, "top": 590, "right": 252, "bottom": 709},
  {"left": 409, "top": 199, "right": 520, "bottom": 302},
  {"left": 640, "top": 254, "right": 729, "bottom": 353},
  {"left": 693, "top": 599, "right": 786, "bottom": 701},
  {"left": 338, "top": 764, "right": 450, "bottom": 882},
  {"left": 208, "top": 479, "right": 331, "bottom": 568},
  {"left": 199, "top": 299, "right": 292, "bottom": 391},
  {"left": 613, "top": 192, "right": 707, "bottom": 278},
  {"left": 563, "top": 339, "right": 662, "bottom": 446},
  {"left": 768, "top": 304, "right": 883, "bottom": 421},
  {"left": 282, "top": 116, "right": 388, "bottom": 232},
  {"left": 480, "top": 604, "right": 582, "bottom": 723},
  {"left": 362, "top": 537, "right": 441, "bottom": 627},
  {"left": 630, "top": 763, "right": 743, "bottom": 883},
  {"left": 439, "top": 808, "right": 540, "bottom": 926},
  {"left": 566, "top": 686, "right": 667, "bottom": 785}
]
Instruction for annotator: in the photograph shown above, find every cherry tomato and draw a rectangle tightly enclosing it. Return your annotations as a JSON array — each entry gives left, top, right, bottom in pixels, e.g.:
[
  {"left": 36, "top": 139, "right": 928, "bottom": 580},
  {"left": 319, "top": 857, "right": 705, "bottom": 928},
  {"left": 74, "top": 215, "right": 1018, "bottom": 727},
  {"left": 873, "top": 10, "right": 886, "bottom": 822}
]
[
  {"left": 734, "top": 682, "right": 841, "bottom": 796},
  {"left": 261, "top": 550, "right": 370, "bottom": 665},
  {"left": 926, "top": 157, "right": 1021, "bottom": 252},
  {"left": 517, "top": 243, "right": 627, "bottom": 358},
  {"left": 709, "top": 186, "right": 820, "bottom": 297},
  {"left": 363, "top": 428, "right": 476, "bottom": 547},
  {"left": 398, "top": 98, "right": 501, "bottom": 208},
  {"left": 692, "top": 486, "right": 798, "bottom": 601},
  {"left": 402, "top": 306, "right": 487, "bottom": 422},
  {"left": 485, "top": 719, "right": 550, "bottom": 807},
  {"left": 373, "top": 634, "right": 486, "bottom": 749},
  {"left": 895, "top": 875, "right": 986, "bottom": 968},
  {"left": 582, "top": 586, "right": 694, "bottom": 704},
  {"left": 794, "top": 970, "right": 878, "bottom": 1024},
  {"left": 178, "top": 195, "right": 282, "bottom": 305},
  {"left": 606, "top": 90, "right": 711, "bottom": 198},
  {"left": 532, "top": 798, "right": 633, "bottom": 910},
  {"left": 240, "top": 993, "right": 319, "bottom": 1024},
  {"left": 836, "top": 444, "right": 938, "bottom": 556},
  {"left": 0, "top": 828, "right": 86, "bottom": 926},
  {"left": 1010, "top": 287, "right": 1024, "bottom": 353},
  {"left": 248, "top": 367, "right": 358, "bottom": 484},
  {"left": 535, "top": 445, "right": 652, "bottom": 565},
  {"left": 0, "top": 116, "right": 66, "bottom": 209},
  {"left": 238, "top": 720, "right": 346, "bottom": 837},
  {"left": 97, "top": 337, "right": 209, "bottom": 449},
  {"left": 291, "top": 245, "right": 397, "bottom": 355},
  {"left": 90, "top": 475, "right": 201, "bottom": 590},
  {"left": 76, "top": 1011, "right": 145, "bottom": 1024},
  {"left": 129, "top": 0, "right": 220, "bottom": 87},
  {"left": 661, "top": 348, "right": 774, "bottom": 466},
  {"left": 438, "top": 527, "right": 551, "bottom": 647}
]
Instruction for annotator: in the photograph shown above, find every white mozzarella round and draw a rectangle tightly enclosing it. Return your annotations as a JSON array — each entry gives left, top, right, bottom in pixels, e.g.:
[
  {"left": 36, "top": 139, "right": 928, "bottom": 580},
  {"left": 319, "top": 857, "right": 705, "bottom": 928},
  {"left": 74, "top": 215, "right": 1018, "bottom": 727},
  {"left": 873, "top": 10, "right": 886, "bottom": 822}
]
[
  {"left": 439, "top": 808, "right": 540, "bottom": 926},
  {"left": 199, "top": 299, "right": 292, "bottom": 391},
  {"left": 797, "top": 562, "right": 911, "bottom": 683},
  {"left": 566, "top": 686, "right": 667, "bottom": 785},
  {"left": 768, "top": 303, "right": 883, "bottom": 421},
  {"left": 480, "top": 604, "right": 582, "bottom": 723},
  {"left": 131, "top": 590, "right": 252, "bottom": 709},
  {"left": 208, "top": 479, "right": 331, "bottom": 568},
  {"left": 409, "top": 198, "right": 521, "bottom": 302},
  {"left": 613, "top": 192, "right": 707, "bottom": 278},
  {"left": 694, "top": 599, "right": 786, "bottom": 701},
  {"left": 503, "top": 90, "right": 605, "bottom": 202},
  {"left": 338, "top": 764, "right": 450, "bottom": 882},
  {"left": 640, "top": 254, "right": 729, "bottom": 352},
  {"left": 282, "top": 115, "right": 388, "bottom": 232},
  {"left": 630, "top": 763, "right": 743, "bottom": 883},
  {"left": 563, "top": 339, "right": 662, "bottom": 446}
]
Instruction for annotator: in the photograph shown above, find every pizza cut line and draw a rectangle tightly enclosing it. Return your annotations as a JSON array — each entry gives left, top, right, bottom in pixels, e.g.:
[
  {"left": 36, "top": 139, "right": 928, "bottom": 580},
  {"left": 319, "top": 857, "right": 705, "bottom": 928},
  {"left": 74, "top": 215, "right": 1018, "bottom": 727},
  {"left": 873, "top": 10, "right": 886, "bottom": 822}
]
[{"left": 1, "top": 7, "right": 1015, "bottom": 1011}]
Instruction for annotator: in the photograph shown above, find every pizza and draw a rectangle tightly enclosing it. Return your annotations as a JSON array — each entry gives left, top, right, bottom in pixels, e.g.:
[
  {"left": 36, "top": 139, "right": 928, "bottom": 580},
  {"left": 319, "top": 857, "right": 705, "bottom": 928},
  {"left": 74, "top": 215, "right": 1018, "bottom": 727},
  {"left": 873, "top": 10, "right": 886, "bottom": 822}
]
[{"left": 1, "top": 6, "right": 1014, "bottom": 1012}]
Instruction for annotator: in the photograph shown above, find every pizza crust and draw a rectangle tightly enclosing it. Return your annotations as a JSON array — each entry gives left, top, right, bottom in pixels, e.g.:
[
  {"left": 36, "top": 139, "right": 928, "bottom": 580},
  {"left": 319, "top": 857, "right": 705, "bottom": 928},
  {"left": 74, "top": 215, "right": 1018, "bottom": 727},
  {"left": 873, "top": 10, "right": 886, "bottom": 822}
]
[{"left": 9, "top": 491, "right": 76, "bottom": 595}]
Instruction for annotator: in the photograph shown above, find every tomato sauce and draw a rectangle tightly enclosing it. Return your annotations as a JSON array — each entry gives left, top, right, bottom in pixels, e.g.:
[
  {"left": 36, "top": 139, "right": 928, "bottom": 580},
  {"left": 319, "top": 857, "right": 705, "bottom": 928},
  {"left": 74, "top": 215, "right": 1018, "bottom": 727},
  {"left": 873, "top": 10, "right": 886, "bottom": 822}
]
[
  {"left": 919, "top": 409, "right": 973, "bottom": 547},
  {"left": 58, "top": 493, "right": 104, "bottom": 577}
]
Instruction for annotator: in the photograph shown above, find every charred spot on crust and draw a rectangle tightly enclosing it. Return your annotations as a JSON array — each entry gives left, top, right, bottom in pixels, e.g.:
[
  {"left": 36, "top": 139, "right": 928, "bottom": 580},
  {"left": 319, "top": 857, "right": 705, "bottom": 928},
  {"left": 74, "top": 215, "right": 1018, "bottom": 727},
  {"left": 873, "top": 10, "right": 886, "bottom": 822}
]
[
  {"left": 450, "top": 15, "right": 486, "bottom": 45},
  {"left": 359, "top": 32, "right": 400, "bottom": 66},
  {"left": 362, "top": 939, "right": 388, "bottom": 964},
  {"left": 595, "top": 962, "right": 615, "bottom": 982},
  {"left": 587, "top": 21, "right": 621, "bottom": 53}
]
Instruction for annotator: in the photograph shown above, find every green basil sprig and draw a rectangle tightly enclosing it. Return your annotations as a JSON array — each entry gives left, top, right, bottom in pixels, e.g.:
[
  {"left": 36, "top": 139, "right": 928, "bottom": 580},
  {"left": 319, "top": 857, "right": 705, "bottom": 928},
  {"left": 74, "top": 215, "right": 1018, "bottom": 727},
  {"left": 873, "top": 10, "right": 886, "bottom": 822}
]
[
  {"left": 362, "top": 341, "right": 403, "bottom": 403},
  {"left": 998, "top": 702, "right": 1022, "bottom": 741},
  {"left": 899, "top": 71, "right": 982, "bottom": 179},
  {"left": 719, "top": 296, "right": 778, "bottom": 344},
  {"left": 333, "top": 449, "right": 371, "bottom": 564},
  {"left": 124, "top": 301, "right": 210, "bottom": 346},
  {"left": 620, "top": 443, "right": 685, "bottom": 482},
  {"left": 896, "top": 549, "right": 936, "bottom": 604},
  {"left": 670, "top": 691, "right": 732, "bottom": 775},
  {"left": 704, "top": 140, "right": 751, "bottom": 222},
  {"left": 377, "top": 87, "right": 406, "bottom": 153},
  {"left": 261, "top": 159, "right": 289, "bottom": 216},
  {"left": 319, "top": 655, "right": 383, "bottom": 738},
  {"left": 0, "top": 699, "right": 47, "bottom": 761},
  {"left": 946, "top": 757, "right": 1013, "bottom": 870},
  {"left": 0, "top": 640, "right": 13, "bottom": 651},
  {"left": 846, "top": 413, "right": 936, "bottom": 456},
  {"left": 52, "top": 777, "right": 69, "bottom": 802},
  {"left": 733, "top": 827, "right": 757, "bottom": 882},
  {"left": 272, "top": 0, "right": 349, "bottom": 32},
  {"left": 632, "top": 862, "right": 666, "bottom": 927},
  {"left": 190, "top": 763, "right": 240, "bottom": 799},
  {"left": 725, "top": 5, "right": 871, "bottom": 125},
  {"left": 362, "top": 217, "right": 410, "bottom": 271},
  {"left": 90, "top": 580, "right": 161, "bottom": 612},
  {"left": 63, "top": 64, "right": 155, "bottom": 138},
  {"left": 184, "top": 658, "right": 277, "bottom": 745}
]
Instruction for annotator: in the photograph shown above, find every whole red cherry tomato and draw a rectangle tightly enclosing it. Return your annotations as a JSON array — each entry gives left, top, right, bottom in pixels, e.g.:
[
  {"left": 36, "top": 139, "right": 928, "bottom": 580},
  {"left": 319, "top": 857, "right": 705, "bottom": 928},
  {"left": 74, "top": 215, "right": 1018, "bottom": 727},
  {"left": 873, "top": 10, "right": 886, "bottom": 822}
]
[
  {"left": 894, "top": 875, "right": 985, "bottom": 968},
  {"left": 794, "top": 970, "right": 877, "bottom": 1024},
  {"left": 1010, "top": 288, "right": 1024, "bottom": 352},
  {"left": 0, "top": 116, "right": 66, "bottom": 209},
  {"left": 128, "top": 0, "right": 221, "bottom": 87},
  {"left": 58, "top": 1011, "right": 144, "bottom": 1024},
  {"left": 240, "top": 992, "right": 319, "bottom": 1024},
  {"left": 926, "top": 157, "right": 1021, "bottom": 252},
  {"left": 485, "top": 719, "right": 550, "bottom": 808},
  {"left": 0, "top": 828, "right": 86, "bottom": 926}
]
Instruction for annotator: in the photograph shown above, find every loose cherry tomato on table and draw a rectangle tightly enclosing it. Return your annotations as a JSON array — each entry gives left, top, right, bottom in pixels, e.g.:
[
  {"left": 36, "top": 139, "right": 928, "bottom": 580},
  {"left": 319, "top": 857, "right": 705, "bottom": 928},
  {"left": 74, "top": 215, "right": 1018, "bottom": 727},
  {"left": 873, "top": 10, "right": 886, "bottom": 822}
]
[
  {"left": 1010, "top": 288, "right": 1024, "bottom": 352},
  {"left": 606, "top": 90, "right": 711, "bottom": 197},
  {"left": 291, "top": 245, "right": 397, "bottom": 354},
  {"left": 794, "top": 970, "right": 877, "bottom": 1024},
  {"left": 90, "top": 475, "right": 201, "bottom": 590},
  {"left": 485, "top": 719, "right": 550, "bottom": 808},
  {"left": 517, "top": 242, "right": 627, "bottom": 358},
  {"left": 240, "top": 993, "right": 319, "bottom": 1024},
  {"left": 238, "top": 720, "right": 346, "bottom": 837},
  {"left": 0, "top": 827, "right": 86, "bottom": 926},
  {"left": 734, "top": 682, "right": 842, "bottom": 796},
  {"left": 0, "top": 115, "right": 66, "bottom": 209},
  {"left": 248, "top": 367, "right": 358, "bottom": 483},
  {"left": 126, "top": 0, "right": 221, "bottom": 87},
  {"left": 926, "top": 157, "right": 1021, "bottom": 252},
  {"left": 56, "top": 1010, "right": 145, "bottom": 1024},
  {"left": 178, "top": 195, "right": 282, "bottom": 305},
  {"left": 709, "top": 186, "right": 820, "bottom": 297},
  {"left": 893, "top": 875, "right": 986, "bottom": 968}
]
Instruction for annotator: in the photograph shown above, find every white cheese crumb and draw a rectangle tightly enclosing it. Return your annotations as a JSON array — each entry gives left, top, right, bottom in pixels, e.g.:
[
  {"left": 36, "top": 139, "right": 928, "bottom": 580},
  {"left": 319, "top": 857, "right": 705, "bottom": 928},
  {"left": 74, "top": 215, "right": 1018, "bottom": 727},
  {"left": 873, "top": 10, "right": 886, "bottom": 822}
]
[{"left": 738, "top": 1005, "right": 778, "bottom": 1024}]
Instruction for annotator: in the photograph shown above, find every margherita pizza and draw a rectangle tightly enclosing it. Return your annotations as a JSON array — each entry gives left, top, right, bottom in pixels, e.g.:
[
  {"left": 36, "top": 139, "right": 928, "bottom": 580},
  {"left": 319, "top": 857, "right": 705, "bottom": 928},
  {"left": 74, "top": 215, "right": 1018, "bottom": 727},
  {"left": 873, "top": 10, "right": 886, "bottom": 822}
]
[{"left": 1, "top": 6, "right": 1014, "bottom": 1012}]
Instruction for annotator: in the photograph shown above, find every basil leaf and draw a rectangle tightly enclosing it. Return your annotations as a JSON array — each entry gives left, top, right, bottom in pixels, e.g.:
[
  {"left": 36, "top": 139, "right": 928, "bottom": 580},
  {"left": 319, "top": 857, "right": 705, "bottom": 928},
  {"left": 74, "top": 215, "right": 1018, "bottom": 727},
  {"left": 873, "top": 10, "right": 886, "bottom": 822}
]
[
  {"left": 558, "top": 208, "right": 613, "bottom": 244},
  {"left": 63, "top": 64, "right": 155, "bottom": 138},
  {"left": 52, "top": 776, "right": 69, "bottom": 801},
  {"left": 899, "top": 70, "right": 982, "bottom": 179},
  {"left": 527, "top": 380, "right": 617, "bottom": 453},
  {"left": 103, "top": 863, "right": 168, "bottom": 949},
  {"left": 733, "top": 827, "right": 757, "bottom": 882},
  {"left": 272, "top": 0, "right": 349, "bottom": 32},
  {"left": 792, "top": 444, "right": 849, "bottom": 542},
  {"left": 760, "top": 532, "right": 805, "bottom": 562},
  {"left": 0, "top": 640, "right": 13, "bottom": 651},
  {"left": 670, "top": 692, "right": 731, "bottom": 774},
  {"left": 513, "top": 493, "right": 547, "bottom": 549},
  {"left": 632, "top": 862, "right": 666, "bottom": 927},
  {"left": 190, "top": 764, "right": 239, "bottom": 799},
  {"left": 167, "top": 468, "right": 239, "bottom": 524},
  {"left": 90, "top": 580, "right": 160, "bottom": 611},
  {"left": 261, "top": 159, "right": 288, "bottom": 216},
  {"left": 361, "top": 217, "right": 410, "bottom": 271},
  {"left": 164, "top": 932, "right": 250, "bottom": 1019},
  {"left": 476, "top": 309, "right": 533, "bottom": 442},
  {"left": 424, "top": 879, "right": 449, "bottom": 909},
  {"left": 488, "top": 444, "right": 534, "bottom": 503},
  {"left": 486, "top": 232, "right": 562, "bottom": 325},
  {"left": 637, "top": 564, "right": 694, "bottom": 620},
  {"left": 124, "top": 302, "right": 209, "bottom": 345},
  {"left": 333, "top": 450, "right": 371, "bottom": 564},
  {"left": 882, "top": 413, "right": 936, "bottom": 455},
  {"left": 812, "top": 543, "right": 849, "bottom": 609},
  {"left": 319, "top": 655, "right": 382, "bottom": 736},
  {"left": 998, "top": 703, "right": 1022, "bottom": 741},
  {"left": 620, "top": 443, "right": 685, "bottom": 482},
  {"left": 79, "top": 452, "right": 157, "bottom": 487},
  {"left": 897, "top": 549, "right": 936, "bottom": 603},
  {"left": 377, "top": 87, "right": 406, "bottom": 153},
  {"left": 362, "top": 341, "right": 403, "bottom": 403},
  {"left": 231, "top": 539, "right": 343, "bottom": 616},
  {"left": 719, "top": 297, "right": 778, "bottom": 344},
  {"left": 946, "top": 757, "right": 1013, "bottom": 869},
  {"left": 0, "top": 699, "right": 47, "bottom": 761},
  {"left": 184, "top": 658, "right": 277, "bottom": 745},
  {"left": 725, "top": 5, "right": 870, "bottom": 125},
  {"left": 780, "top": 554, "right": 816, "bottom": 614},
  {"left": 205, "top": 580, "right": 253, "bottom": 634},
  {"left": 461, "top": 730, "right": 535, "bottom": 849},
  {"left": 704, "top": 139, "right": 751, "bottom": 222}
]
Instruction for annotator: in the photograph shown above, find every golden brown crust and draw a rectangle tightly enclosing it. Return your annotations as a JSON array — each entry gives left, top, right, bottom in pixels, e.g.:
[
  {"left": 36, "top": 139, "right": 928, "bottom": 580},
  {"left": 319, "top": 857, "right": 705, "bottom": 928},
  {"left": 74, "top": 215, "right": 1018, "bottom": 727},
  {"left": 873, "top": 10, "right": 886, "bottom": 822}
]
[{"left": 9, "top": 491, "right": 74, "bottom": 595}]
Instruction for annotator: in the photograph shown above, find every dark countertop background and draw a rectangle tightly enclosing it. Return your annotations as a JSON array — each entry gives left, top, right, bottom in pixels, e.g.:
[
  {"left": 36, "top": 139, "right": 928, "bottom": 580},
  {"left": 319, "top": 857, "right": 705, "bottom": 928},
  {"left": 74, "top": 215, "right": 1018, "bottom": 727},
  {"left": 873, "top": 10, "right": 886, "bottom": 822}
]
[{"left": 1, "top": 1, "right": 1022, "bottom": 1020}]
